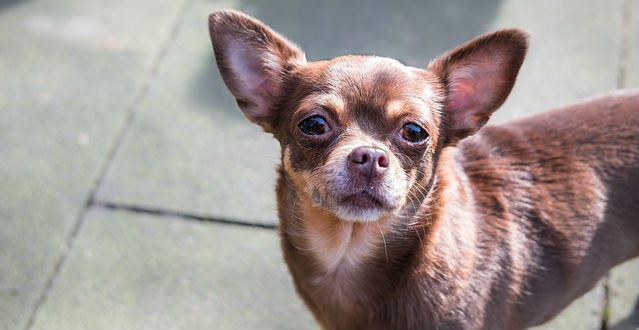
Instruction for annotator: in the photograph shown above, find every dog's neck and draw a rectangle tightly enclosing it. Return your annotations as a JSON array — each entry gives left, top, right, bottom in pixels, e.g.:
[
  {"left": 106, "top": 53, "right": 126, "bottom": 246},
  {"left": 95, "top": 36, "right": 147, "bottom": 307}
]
[
  {"left": 278, "top": 147, "right": 479, "bottom": 327},
  {"left": 296, "top": 205, "right": 394, "bottom": 273}
]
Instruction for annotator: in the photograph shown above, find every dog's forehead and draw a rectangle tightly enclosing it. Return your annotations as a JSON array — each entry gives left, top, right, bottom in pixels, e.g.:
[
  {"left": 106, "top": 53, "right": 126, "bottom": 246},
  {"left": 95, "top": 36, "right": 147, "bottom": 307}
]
[
  {"left": 324, "top": 56, "right": 407, "bottom": 79},
  {"left": 321, "top": 56, "right": 420, "bottom": 99},
  {"left": 293, "top": 56, "right": 439, "bottom": 126}
]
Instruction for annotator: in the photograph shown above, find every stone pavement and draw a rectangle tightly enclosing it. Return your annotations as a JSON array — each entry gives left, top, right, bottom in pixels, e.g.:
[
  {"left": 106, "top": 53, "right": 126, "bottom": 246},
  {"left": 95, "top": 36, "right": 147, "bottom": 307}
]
[{"left": 0, "top": 0, "right": 637, "bottom": 329}]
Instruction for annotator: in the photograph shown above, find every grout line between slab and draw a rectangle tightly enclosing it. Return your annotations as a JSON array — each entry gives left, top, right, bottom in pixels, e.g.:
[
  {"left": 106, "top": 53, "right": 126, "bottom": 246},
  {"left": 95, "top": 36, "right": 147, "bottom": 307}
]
[
  {"left": 91, "top": 200, "right": 278, "bottom": 230},
  {"left": 601, "top": 274, "right": 611, "bottom": 330},
  {"left": 22, "top": 1, "right": 194, "bottom": 328}
]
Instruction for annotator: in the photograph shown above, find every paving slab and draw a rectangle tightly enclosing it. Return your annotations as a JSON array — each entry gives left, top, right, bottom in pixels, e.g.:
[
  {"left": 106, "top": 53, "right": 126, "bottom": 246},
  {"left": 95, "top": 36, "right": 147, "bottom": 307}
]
[
  {"left": 488, "top": 0, "right": 627, "bottom": 124},
  {"left": 0, "top": 0, "right": 187, "bottom": 328},
  {"left": 95, "top": 0, "right": 282, "bottom": 226},
  {"left": 31, "top": 208, "right": 317, "bottom": 330},
  {"left": 95, "top": 0, "right": 627, "bottom": 226},
  {"left": 608, "top": 259, "right": 639, "bottom": 330}
]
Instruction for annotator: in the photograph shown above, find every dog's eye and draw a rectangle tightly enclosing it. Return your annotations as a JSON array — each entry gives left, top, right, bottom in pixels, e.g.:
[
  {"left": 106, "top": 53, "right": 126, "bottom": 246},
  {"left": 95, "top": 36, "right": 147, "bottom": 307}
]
[
  {"left": 298, "top": 115, "right": 330, "bottom": 136},
  {"left": 400, "top": 123, "right": 428, "bottom": 143}
]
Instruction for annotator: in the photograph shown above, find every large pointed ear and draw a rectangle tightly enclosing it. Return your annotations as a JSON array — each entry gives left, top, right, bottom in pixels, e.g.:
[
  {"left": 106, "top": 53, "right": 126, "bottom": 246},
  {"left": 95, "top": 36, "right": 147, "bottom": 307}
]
[
  {"left": 428, "top": 29, "right": 529, "bottom": 144},
  {"left": 208, "top": 10, "right": 306, "bottom": 132}
]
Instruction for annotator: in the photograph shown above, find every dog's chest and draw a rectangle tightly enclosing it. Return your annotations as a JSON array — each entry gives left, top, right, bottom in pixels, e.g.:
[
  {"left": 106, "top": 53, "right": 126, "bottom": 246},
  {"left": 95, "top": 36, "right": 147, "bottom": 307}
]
[
  {"left": 304, "top": 215, "right": 385, "bottom": 272},
  {"left": 301, "top": 213, "right": 391, "bottom": 305}
]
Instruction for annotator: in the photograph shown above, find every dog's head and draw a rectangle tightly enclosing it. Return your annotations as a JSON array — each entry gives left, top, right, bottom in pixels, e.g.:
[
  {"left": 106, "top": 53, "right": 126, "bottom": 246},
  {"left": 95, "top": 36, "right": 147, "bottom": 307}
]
[{"left": 209, "top": 10, "right": 528, "bottom": 222}]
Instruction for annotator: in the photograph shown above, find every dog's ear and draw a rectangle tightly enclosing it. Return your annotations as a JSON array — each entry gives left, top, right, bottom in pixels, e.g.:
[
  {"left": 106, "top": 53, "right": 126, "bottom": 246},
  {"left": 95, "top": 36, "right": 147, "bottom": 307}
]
[
  {"left": 428, "top": 29, "right": 529, "bottom": 144},
  {"left": 208, "top": 10, "right": 306, "bottom": 132}
]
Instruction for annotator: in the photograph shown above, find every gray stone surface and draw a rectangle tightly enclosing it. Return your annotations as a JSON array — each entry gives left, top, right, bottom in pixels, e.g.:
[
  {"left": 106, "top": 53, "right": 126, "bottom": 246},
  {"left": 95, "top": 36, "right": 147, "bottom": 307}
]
[
  {"left": 488, "top": 0, "right": 626, "bottom": 124},
  {"left": 0, "top": 1, "right": 187, "bottom": 329},
  {"left": 31, "top": 208, "right": 317, "bottom": 330},
  {"left": 609, "top": 259, "right": 639, "bottom": 330},
  {"left": 95, "top": 0, "right": 282, "bottom": 225},
  {"left": 622, "top": 0, "right": 638, "bottom": 88}
]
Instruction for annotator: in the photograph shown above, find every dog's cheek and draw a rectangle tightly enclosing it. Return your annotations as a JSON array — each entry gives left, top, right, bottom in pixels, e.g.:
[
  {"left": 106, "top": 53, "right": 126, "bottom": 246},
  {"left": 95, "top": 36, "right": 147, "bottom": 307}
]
[
  {"left": 384, "top": 155, "right": 410, "bottom": 206},
  {"left": 402, "top": 168, "right": 418, "bottom": 202},
  {"left": 405, "top": 155, "right": 437, "bottom": 204},
  {"left": 405, "top": 168, "right": 418, "bottom": 188},
  {"left": 283, "top": 147, "right": 317, "bottom": 201}
]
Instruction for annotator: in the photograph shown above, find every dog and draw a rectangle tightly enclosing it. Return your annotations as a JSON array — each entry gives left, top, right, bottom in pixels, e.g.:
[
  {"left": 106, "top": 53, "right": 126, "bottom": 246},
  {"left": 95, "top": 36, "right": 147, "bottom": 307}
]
[{"left": 208, "top": 10, "right": 638, "bottom": 330}]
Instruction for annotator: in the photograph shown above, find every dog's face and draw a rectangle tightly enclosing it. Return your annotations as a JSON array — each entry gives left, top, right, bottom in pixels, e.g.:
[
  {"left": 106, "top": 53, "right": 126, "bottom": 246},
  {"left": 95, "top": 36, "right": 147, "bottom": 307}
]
[
  {"left": 209, "top": 10, "right": 527, "bottom": 222},
  {"left": 276, "top": 56, "right": 441, "bottom": 221}
]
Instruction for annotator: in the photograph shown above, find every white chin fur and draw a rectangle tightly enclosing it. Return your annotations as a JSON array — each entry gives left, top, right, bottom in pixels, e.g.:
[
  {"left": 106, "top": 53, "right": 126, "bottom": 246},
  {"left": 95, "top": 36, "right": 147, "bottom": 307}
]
[{"left": 332, "top": 204, "right": 387, "bottom": 222}]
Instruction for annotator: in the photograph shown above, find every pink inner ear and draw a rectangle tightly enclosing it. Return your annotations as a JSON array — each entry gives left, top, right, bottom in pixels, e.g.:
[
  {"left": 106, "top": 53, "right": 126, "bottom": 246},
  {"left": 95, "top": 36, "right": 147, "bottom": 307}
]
[
  {"left": 227, "top": 40, "right": 283, "bottom": 117},
  {"left": 446, "top": 79, "right": 481, "bottom": 128},
  {"left": 247, "top": 76, "right": 276, "bottom": 101},
  {"left": 446, "top": 80, "right": 475, "bottom": 111},
  {"left": 256, "top": 75, "right": 278, "bottom": 98}
]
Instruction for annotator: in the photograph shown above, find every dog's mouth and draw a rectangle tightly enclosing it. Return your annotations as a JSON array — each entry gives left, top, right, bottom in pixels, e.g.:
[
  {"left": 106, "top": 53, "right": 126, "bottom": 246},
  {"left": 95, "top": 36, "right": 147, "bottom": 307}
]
[
  {"left": 341, "top": 190, "right": 386, "bottom": 209},
  {"left": 331, "top": 188, "right": 397, "bottom": 222}
]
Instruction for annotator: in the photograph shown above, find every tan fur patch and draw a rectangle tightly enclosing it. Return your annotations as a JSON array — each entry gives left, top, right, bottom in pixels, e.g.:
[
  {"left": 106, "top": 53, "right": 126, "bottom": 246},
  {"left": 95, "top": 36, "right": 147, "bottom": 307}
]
[
  {"left": 294, "top": 93, "right": 346, "bottom": 119},
  {"left": 283, "top": 147, "right": 315, "bottom": 201},
  {"left": 302, "top": 200, "right": 393, "bottom": 273},
  {"left": 386, "top": 99, "right": 407, "bottom": 119}
]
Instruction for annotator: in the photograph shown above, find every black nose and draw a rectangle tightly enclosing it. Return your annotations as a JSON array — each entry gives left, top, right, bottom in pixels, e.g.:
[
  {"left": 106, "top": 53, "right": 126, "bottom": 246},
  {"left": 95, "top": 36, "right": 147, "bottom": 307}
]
[{"left": 348, "top": 146, "right": 389, "bottom": 179}]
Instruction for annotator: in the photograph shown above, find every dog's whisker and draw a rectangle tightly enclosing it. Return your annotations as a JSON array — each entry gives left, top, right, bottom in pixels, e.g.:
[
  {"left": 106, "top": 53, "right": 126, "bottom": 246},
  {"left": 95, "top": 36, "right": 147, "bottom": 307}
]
[{"left": 375, "top": 220, "right": 389, "bottom": 263}]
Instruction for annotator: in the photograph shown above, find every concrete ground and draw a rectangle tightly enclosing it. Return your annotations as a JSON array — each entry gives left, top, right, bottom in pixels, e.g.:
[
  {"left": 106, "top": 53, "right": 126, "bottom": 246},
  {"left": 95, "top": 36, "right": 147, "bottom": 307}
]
[{"left": 0, "top": 0, "right": 637, "bottom": 329}]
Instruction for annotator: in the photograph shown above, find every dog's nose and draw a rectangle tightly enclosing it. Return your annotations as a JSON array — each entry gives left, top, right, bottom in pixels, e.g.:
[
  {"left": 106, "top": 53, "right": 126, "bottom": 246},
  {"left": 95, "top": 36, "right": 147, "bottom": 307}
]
[{"left": 348, "top": 146, "right": 389, "bottom": 179}]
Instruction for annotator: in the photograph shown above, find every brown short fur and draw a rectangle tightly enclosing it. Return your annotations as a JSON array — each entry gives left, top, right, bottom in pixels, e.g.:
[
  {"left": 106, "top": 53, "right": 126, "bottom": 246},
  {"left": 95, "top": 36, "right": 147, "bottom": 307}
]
[{"left": 208, "top": 10, "right": 639, "bottom": 330}]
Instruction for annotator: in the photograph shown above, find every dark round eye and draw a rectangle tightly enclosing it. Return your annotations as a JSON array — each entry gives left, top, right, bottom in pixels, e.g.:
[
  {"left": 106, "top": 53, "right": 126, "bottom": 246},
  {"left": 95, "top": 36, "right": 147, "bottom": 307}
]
[
  {"left": 298, "top": 115, "right": 330, "bottom": 136},
  {"left": 400, "top": 123, "right": 428, "bottom": 143}
]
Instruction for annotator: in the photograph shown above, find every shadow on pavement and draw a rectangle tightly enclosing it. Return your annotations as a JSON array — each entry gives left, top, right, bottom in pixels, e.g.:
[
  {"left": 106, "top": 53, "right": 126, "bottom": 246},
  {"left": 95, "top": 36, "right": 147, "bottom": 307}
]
[
  {"left": 192, "top": 0, "right": 503, "bottom": 123},
  {"left": 0, "top": 0, "right": 30, "bottom": 11}
]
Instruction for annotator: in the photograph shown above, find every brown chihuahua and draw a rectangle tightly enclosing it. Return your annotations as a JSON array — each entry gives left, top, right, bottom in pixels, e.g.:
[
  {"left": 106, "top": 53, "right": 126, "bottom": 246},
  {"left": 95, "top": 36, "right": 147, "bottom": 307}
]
[{"left": 208, "top": 10, "right": 638, "bottom": 330}]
